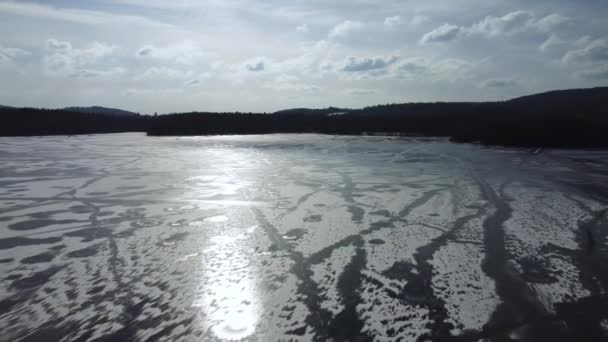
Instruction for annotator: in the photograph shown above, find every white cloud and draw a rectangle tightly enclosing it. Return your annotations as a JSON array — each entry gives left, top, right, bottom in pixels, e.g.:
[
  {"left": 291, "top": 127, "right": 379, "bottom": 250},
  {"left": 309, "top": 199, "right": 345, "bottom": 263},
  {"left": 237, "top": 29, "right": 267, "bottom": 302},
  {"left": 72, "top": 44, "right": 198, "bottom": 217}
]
[
  {"left": 47, "top": 39, "right": 116, "bottom": 60},
  {"left": 0, "top": 44, "right": 30, "bottom": 67},
  {"left": 395, "top": 58, "right": 428, "bottom": 74},
  {"left": 562, "top": 38, "right": 608, "bottom": 79},
  {"left": 539, "top": 34, "right": 595, "bottom": 56},
  {"left": 0, "top": 1, "right": 172, "bottom": 28},
  {"left": 296, "top": 24, "right": 309, "bottom": 33},
  {"left": 264, "top": 74, "right": 320, "bottom": 92},
  {"left": 420, "top": 24, "right": 462, "bottom": 44},
  {"left": 539, "top": 35, "right": 565, "bottom": 52},
  {"left": 411, "top": 15, "right": 430, "bottom": 27},
  {"left": 479, "top": 78, "right": 517, "bottom": 88},
  {"left": 384, "top": 16, "right": 402, "bottom": 28},
  {"left": 218, "top": 41, "right": 332, "bottom": 85},
  {"left": 46, "top": 39, "right": 71, "bottom": 51},
  {"left": 270, "top": 40, "right": 331, "bottom": 77},
  {"left": 244, "top": 58, "right": 266, "bottom": 72},
  {"left": 562, "top": 38, "right": 608, "bottom": 64},
  {"left": 328, "top": 20, "right": 366, "bottom": 39},
  {"left": 335, "top": 54, "right": 474, "bottom": 82},
  {"left": 218, "top": 56, "right": 271, "bottom": 84},
  {"left": 136, "top": 67, "right": 193, "bottom": 80},
  {"left": 575, "top": 65, "right": 608, "bottom": 80},
  {"left": 534, "top": 14, "right": 570, "bottom": 33},
  {"left": 44, "top": 38, "right": 120, "bottom": 78},
  {"left": 422, "top": 11, "right": 573, "bottom": 45},
  {"left": 345, "top": 88, "right": 376, "bottom": 96},
  {"left": 340, "top": 56, "right": 399, "bottom": 73},
  {"left": 1, "top": 0, "right": 607, "bottom": 112},
  {"left": 136, "top": 40, "right": 205, "bottom": 65},
  {"left": 122, "top": 87, "right": 183, "bottom": 97},
  {"left": 70, "top": 67, "right": 126, "bottom": 78},
  {"left": 184, "top": 77, "right": 205, "bottom": 87},
  {"left": 575, "top": 36, "right": 593, "bottom": 48},
  {"left": 470, "top": 11, "right": 534, "bottom": 36},
  {"left": 392, "top": 57, "right": 474, "bottom": 82},
  {"left": 427, "top": 58, "right": 474, "bottom": 81}
]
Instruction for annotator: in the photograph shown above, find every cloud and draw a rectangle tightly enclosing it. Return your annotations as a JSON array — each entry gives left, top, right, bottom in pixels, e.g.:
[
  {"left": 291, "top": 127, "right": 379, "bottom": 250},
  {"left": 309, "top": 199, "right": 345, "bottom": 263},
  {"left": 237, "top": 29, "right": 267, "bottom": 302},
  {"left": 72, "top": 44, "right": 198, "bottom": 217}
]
[
  {"left": 420, "top": 24, "right": 462, "bottom": 44},
  {"left": 219, "top": 57, "right": 269, "bottom": 84},
  {"left": 0, "top": 1, "right": 172, "bottom": 28},
  {"left": 470, "top": 11, "right": 534, "bottom": 36},
  {"left": 2, "top": 0, "right": 606, "bottom": 113},
  {"left": 184, "top": 78, "right": 201, "bottom": 87},
  {"left": 395, "top": 59, "right": 428, "bottom": 77},
  {"left": 221, "top": 41, "right": 331, "bottom": 85},
  {"left": 411, "top": 15, "right": 430, "bottom": 27},
  {"left": 0, "top": 44, "right": 31, "bottom": 67},
  {"left": 271, "top": 40, "right": 331, "bottom": 77},
  {"left": 345, "top": 88, "right": 376, "bottom": 96},
  {"left": 335, "top": 55, "right": 474, "bottom": 82},
  {"left": 296, "top": 24, "right": 309, "bottom": 33},
  {"left": 46, "top": 38, "right": 116, "bottom": 57},
  {"left": 47, "top": 39, "right": 116, "bottom": 60},
  {"left": 122, "top": 87, "right": 182, "bottom": 97},
  {"left": 44, "top": 38, "right": 120, "bottom": 78},
  {"left": 428, "top": 58, "right": 474, "bottom": 81},
  {"left": 539, "top": 34, "right": 594, "bottom": 55},
  {"left": 575, "top": 65, "right": 608, "bottom": 80},
  {"left": 575, "top": 36, "right": 593, "bottom": 48},
  {"left": 245, "top": 59, "right": 265, "bottom": 72},
  {"left": 562, "top": 38, "right": 608, "bottom": 79},
  {"left": 534, "top": 14, "right": 570, "bottom": 33},
  {"left": 328, "top": 20, "right": 365, "bottom": 39},
  {"left": 539, "top": 35, "right": 565, "bottom": 52},
  {"left": 422, "top": 11, "right": 571, "bottom": 45},
  {"left": 264, "top": 74, "right": 320, "bottom": 92},
  {"left": 384, "top": 16, "right": 402, "bottom": 28},
  {"left": 135, "top": 41, "right": 204, "bottom": 65},
  {"left": 562, "top": 38, "right": 608, "bottom": 64},
  {"left": 70, "top": 67, "right": 126, "bottom": 78},
  {"left": 136, "top": 46, "right": 153, "bottom": 57},
  {"left": 136, "top": 67, "right": 193, "bottom": 80},
  {"left": 393, "top": 57, "right": 474, "bottom": 82},
  {"left": 341, "top": 56, "right": 399, "bottom": 72},
  {"left": 46, "top": 39, "right": 71, "bottom": 51},
  {"left": 479, "top": 78, "right": 517, "bottom": 88}
]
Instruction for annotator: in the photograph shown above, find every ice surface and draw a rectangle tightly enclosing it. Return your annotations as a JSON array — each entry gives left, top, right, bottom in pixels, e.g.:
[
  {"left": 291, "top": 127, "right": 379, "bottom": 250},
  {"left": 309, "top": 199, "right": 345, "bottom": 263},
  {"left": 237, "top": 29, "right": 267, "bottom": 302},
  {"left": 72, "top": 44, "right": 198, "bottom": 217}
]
[{"left": 1, "top": 133, "right": 607, "bottom": 341}]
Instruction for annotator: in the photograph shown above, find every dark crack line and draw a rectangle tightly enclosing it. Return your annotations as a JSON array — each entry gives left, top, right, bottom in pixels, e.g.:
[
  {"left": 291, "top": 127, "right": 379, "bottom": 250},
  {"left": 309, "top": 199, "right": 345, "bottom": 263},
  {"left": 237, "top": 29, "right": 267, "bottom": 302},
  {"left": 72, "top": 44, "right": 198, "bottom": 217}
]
[
  {"left": 306, "top": 187, "right": 447, "bottom": 266},
  {"left": 410, "top": 207, "right": 487, "bottom": 341},
  {"left": 477, "top": 178, "right": 553, "bottom": 338},
  {"left": 251, "top": 207, "right": 335, "bottom": 340}
]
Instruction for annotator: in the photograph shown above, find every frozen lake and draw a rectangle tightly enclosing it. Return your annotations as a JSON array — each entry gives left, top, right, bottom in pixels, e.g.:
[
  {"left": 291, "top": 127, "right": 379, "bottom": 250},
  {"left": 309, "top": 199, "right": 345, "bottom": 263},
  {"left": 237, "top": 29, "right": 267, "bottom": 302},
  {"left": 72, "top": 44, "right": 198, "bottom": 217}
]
[{"left": 1, "top": 133, "right": 608, "bottom": 341}]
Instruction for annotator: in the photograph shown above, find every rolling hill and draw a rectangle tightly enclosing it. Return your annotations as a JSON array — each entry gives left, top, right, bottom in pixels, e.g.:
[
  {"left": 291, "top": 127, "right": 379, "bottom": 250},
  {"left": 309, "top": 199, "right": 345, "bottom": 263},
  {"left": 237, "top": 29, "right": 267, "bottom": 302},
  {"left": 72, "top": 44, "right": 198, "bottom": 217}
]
[{"left": 2, "top": 87, "right": 608, "bottom": 147}]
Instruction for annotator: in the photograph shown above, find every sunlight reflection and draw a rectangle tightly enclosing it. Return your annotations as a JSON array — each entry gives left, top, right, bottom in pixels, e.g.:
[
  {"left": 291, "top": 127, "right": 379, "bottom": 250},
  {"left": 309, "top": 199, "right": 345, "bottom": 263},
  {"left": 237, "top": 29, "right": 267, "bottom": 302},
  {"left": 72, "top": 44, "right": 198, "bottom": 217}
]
[
  {"left": 194, "top": 227, "right": 260, "bottom": 340},
  {"left": 190, "top": 146, "right": 263, "bottom": 340}
]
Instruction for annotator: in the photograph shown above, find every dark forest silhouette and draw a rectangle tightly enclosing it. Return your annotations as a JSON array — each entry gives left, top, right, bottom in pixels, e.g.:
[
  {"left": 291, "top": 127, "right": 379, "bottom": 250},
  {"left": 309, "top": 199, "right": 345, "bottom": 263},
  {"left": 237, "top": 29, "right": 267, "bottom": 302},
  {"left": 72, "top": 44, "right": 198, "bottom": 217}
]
[{"left": 2, "top": 87, "right": 607, "bottom": 148}]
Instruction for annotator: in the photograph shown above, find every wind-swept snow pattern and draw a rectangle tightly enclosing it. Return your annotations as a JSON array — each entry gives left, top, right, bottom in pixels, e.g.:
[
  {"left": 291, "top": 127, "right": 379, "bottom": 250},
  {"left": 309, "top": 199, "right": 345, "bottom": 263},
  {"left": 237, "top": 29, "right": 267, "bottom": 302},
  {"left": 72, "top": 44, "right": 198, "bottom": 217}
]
[{"left": 1, "top": 133, "right": 608, "bottom": 341}]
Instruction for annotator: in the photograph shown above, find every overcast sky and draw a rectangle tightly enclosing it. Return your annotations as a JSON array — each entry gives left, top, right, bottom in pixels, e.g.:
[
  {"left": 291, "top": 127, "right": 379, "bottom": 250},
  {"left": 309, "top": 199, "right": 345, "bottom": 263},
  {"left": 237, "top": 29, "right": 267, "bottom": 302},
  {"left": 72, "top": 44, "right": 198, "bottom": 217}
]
[{"left": 0, "top": 0, "right": 607, "bottom": 113}]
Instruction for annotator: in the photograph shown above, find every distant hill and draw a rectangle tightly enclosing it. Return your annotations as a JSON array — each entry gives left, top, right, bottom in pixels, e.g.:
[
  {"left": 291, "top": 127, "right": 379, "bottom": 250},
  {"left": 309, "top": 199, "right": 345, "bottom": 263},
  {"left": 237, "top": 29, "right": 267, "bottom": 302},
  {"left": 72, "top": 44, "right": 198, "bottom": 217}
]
[
  {"left": 1, "top": 107, "right": 147, "bottom": 136},
  {"left": 148, "top": 87, "right": 608, "bottom": 147},
  {"left": 3, "top": 87, "right": 608, "bottom": 148},
  {"left": 271, "top": 87, "right": 608, "bottom": 119},
  {"left": 507, "top": 87, "right": 608, "bottom": 106},
  {"left": 63, "top": 106, "right": 140, "bottom": 117},
  {"left": 274, "top": 107, "right": 353, "bottom": 116}
]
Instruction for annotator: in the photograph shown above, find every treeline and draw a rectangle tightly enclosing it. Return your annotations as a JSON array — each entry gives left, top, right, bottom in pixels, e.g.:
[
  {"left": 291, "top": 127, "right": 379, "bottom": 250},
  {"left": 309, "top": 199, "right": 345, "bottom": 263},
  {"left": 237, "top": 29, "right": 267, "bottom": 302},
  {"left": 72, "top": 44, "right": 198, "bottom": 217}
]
[
  {"left": 146, "top": 107, "right": 608, "bottom": 148},
  {"left": 0, "top": 108, "right": 147, "bottom": 136},
  {"left": 148, "top": 87, "right": 608, "bottom": 148},
  {"left": 2, "top": 87, "right": 607, "bottom": 148}
]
